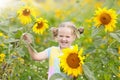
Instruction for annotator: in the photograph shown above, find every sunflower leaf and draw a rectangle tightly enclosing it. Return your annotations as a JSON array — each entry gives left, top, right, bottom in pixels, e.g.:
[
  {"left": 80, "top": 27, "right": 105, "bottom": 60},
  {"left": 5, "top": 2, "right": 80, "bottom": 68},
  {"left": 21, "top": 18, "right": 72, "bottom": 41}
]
[
  {"left": 9, "top": 27, "right": 23, "bottom": 33},
  {"left": 49, "top": 73, "right": 70, "bottom": 80},
  {"left": 91, "top": 26, "right": 104, "bottom": 37},
  {"left": 110, "top": 32, "right": 120, "bottom": 42},
  {"left": 0, "top": 25, "right": 9, "bottom": 33},
  {"left": 107, "top": 48, "right": 118, "bottom": 56},
  {"left": 83, "top": 64, "right": 96, "bottom": 80}
]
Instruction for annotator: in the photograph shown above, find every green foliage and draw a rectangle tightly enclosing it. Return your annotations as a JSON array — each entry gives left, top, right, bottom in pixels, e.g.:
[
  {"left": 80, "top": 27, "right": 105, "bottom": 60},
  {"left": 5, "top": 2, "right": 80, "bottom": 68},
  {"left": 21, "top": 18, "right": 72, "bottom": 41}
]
[{"left": 0, "top": 0, "right": 120, "bottom": 80}]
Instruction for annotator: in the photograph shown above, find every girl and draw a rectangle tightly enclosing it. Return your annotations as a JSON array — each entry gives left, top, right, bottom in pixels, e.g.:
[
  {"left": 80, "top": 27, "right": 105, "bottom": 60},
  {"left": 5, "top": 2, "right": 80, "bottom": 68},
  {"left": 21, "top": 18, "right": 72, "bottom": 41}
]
[{"left": 22, "top": 21, "right": 84, "bottom": 80}]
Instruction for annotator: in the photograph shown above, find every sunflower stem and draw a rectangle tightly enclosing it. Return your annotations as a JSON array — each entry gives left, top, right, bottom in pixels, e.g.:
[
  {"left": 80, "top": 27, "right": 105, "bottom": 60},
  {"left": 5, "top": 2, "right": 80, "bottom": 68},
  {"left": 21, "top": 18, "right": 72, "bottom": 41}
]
[{"left": 73, "top": 77, "right": 77, "bottom": 80}]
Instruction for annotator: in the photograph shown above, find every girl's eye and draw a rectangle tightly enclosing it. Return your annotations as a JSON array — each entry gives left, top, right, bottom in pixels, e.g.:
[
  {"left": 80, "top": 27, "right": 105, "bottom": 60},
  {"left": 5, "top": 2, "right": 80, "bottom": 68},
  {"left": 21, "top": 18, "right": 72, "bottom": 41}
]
[
  {"left": 66, "top": 36, "right": 70, "bottom": 38},
  {"left": 59, "top": 35, "right": 63, "bottom": 37}
]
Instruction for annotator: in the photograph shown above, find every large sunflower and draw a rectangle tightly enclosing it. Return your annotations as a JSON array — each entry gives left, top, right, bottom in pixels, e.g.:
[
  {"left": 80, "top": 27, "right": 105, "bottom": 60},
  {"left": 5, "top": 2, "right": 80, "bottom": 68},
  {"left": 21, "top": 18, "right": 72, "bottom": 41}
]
[
  {"left": 17, "top": 6, "right": 36, "bottom": 25},
  {"left": 94, "top": 8, "right": 117, "bottom": 32},
  {"left": 59, "top": 45, "right": 85, "bottom": 77},
  {"left": 32, "top": 18, "right": 49, "bottom": 34}
]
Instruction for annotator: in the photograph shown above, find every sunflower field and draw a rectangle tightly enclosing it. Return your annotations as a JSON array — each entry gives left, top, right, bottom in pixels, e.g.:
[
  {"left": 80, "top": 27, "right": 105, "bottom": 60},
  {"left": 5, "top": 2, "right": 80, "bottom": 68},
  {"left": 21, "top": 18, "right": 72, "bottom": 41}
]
[{"left": 0, "top": 0, "right": 120, "bottom": 80}]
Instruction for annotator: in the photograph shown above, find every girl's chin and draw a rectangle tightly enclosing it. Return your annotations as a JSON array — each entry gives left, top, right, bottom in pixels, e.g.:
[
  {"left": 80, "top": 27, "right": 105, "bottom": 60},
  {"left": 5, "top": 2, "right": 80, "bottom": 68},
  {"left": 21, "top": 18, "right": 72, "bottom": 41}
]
[{"left": 60, "top": 45, "right": 68, "bottom": 49}]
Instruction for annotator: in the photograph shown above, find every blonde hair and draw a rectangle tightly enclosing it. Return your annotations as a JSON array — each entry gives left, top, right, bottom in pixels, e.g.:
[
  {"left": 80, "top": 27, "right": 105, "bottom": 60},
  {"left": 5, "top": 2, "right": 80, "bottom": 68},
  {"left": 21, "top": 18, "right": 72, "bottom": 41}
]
[{"left": 51, "top": 21, "right": 84, "bottom": 40}]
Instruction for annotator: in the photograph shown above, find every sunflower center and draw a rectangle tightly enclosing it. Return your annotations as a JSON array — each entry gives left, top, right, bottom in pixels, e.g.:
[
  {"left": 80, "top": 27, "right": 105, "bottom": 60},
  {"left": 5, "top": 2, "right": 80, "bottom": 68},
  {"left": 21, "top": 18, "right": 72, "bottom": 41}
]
[
  {"left": 23, "top": 9, "right": 30, "bottom": 16},
  {"left": 100, "top": 13, "right": 111, "bottom": 25},
  {"left": 37, "top": 22, "right": 43, "bottom": 29},
  {"left": 67, "top": 53, "right": 80, "bottom": 68}
]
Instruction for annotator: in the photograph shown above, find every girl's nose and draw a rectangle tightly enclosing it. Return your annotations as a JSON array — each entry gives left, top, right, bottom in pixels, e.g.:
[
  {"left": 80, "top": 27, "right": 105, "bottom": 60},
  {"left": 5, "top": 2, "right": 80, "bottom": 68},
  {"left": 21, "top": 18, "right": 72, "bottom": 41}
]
[{"left": 62, "top": 37, "right": 66, "bottom": 41}]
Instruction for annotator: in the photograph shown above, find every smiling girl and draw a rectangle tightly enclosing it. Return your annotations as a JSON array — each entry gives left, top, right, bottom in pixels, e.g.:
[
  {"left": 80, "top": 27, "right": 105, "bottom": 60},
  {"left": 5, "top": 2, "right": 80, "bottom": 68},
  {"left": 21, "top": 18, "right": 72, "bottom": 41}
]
[{"left": 22, "top": 21, "right": 84, "bottom": 80}]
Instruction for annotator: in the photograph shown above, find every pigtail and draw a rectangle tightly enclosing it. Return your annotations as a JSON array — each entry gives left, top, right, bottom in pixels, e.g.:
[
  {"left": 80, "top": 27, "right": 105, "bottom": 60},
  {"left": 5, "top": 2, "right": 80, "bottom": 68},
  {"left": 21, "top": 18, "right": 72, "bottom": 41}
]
[
  {"left": 78, "top": 27, "right": 84, "bottom": 34},
  {"left": 75, "top": 27, "right": 84, "bottom": 39},
  {"left": 50, "top": 27, "right": 58, "bottom": 40}
]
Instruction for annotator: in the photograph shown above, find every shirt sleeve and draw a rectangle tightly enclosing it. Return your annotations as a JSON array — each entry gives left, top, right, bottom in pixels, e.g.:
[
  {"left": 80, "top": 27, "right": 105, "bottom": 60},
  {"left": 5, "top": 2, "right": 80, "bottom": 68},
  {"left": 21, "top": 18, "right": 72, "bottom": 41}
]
[{"left": 44, "top": 47, "right": 51, "bottom": 58}]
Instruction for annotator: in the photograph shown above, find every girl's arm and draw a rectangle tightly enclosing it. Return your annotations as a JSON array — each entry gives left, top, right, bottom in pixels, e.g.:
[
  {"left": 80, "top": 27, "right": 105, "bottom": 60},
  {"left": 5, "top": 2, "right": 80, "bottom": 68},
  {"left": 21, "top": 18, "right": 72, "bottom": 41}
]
[{"left": 22, "top": 33, "right": 48, "bottom": 61}]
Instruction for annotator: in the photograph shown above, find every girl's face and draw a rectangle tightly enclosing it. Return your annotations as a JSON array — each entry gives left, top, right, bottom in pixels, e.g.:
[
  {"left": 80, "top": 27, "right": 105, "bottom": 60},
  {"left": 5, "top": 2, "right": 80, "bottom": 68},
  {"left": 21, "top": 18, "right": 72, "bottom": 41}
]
[{"left": 57, "top": 27, "right": 75, "bottom": 49}]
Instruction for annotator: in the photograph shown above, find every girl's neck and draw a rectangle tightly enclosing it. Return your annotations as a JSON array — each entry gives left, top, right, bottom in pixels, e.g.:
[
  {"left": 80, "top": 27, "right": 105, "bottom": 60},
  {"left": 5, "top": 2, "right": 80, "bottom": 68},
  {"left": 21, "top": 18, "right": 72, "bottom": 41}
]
[{"left": 59, "top": 46, "right": 71, "bottom": 50}]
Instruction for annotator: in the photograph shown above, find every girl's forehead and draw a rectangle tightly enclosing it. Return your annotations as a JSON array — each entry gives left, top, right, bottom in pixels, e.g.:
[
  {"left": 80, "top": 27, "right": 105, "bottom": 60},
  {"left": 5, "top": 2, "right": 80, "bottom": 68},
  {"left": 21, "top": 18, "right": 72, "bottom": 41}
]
[
  {"left": 58, "top": 27, "right": 73, "bottom": 34},
  {"left": 58, "top": 27, "right": 72, "bottom": 30},
  {"left": 58, "top": 27, "right": 72, "bottom": 32}
]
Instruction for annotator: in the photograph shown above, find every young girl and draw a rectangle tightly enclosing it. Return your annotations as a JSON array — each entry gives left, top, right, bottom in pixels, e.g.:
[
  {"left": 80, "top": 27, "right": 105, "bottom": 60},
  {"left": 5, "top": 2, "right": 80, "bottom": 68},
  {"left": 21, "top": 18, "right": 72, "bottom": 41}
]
[{"left": 22, "top": 21, "right": 84, "bottom": 80}]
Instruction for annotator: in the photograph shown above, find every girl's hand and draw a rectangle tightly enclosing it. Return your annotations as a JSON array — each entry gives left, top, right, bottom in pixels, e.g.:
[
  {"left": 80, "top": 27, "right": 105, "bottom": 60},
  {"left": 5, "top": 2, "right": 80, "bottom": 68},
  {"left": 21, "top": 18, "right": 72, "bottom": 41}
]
[{"left": 22, "top": 33, "right": 32, "bottom": 44}]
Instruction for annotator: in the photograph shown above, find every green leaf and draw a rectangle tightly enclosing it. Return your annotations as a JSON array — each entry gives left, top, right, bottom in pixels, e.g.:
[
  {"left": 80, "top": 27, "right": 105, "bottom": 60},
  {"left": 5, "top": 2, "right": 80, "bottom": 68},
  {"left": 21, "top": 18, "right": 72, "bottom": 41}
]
[
  {"left": 83, "top": 64, "right": 96, "bottom": 80},
  {"left": 4, "top": 38, "right": 19, "bottom": 43},
  {"left": 110, "top": 32, "right": 120, "bottom": 43},
  {"left": 9, "top": 27, "right": 23, "bottom": 33},
  {"left": 49, "top": 73, "right": 70, "bottom": 80},
  {"left": 93, "top": 36, "right": 104, "bottom": 48},
  {"left": 91, "top": 27, "right": 100, "bottom": 37},
  {"left": 104, "top": 73, "right": 111, "bottom": 80},
  {"left": 0, "top": 25, "right": 23, "bottom": 34},
  {"left": 91, "top": 26, "right": 104, "bottom": 37},
  {"left": 0, "top": 25, "right": 9, "bottom": 33},
  {"left": 14, "top": 30, "right": 23, "bottom": 39},
  {"left": 107, "top": 48, "right": 118, "bottom": 56},
  {"left": 85, "top": 46, "right": 96, "bottom": 54},
  {"left": 110, "top": 65, "right": 119, "bottom": 76}
]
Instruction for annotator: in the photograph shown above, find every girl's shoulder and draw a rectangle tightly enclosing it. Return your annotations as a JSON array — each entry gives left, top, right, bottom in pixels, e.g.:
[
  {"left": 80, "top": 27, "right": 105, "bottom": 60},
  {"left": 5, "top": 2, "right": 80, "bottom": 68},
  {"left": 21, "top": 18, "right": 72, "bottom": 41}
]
[
  {"left": 45, "top": 46, "right": 59, "bottom": 55},
  {"left": 47, "top": 46, "right": 59, "bottom": 50},
  {"left": 47, "top": 46, "right": 60, "bottom": 57},
  {"left": 51, "top": 46, "right": 59, "bottom": 49},
  {"left": 45, "top": 46, "right": 58, "bottom": 50}
]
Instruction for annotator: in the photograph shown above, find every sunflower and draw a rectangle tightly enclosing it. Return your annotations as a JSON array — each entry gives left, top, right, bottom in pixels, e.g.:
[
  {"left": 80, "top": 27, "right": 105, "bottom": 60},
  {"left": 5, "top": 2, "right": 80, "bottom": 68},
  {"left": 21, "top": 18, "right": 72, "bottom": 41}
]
[
  {"left": 59, "top": 45, "right": 85, "bottom": 77},
  {"left": 94, "top": 8, "right": 117, "bottom": 32},
  {"left": 32, "top": 18, "right": 49, "bottom": 34},
  {"left": 0, "top": 32, "right": 4, "bottom": 36},
  {"left": 17, "top": 6, "right": 36, "bottom": 25},
  {"left": 0, "top": 53, "right": 5, "bottom": 62}
]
